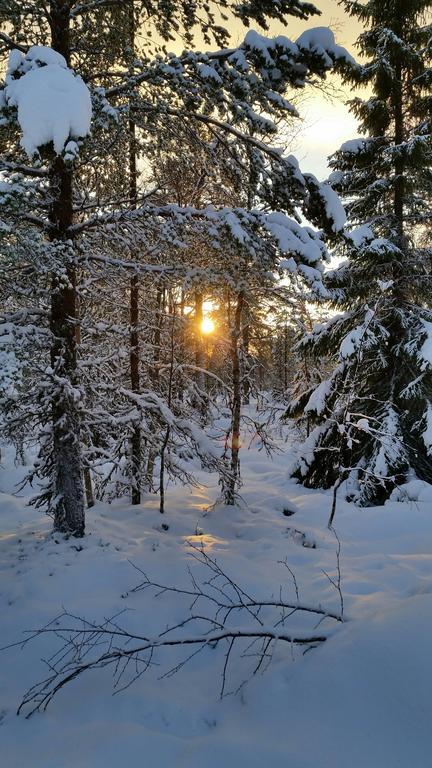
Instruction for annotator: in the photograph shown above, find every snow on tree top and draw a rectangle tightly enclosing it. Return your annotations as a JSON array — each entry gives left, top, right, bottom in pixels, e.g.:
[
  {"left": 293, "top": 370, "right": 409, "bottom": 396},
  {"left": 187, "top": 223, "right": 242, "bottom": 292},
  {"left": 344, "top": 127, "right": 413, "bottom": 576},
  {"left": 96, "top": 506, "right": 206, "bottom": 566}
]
[
  {"left": 265, "top": 211, "right": 324, "bottom": 265},
  {"left": 318, "top": 182, "right": 346, "bottom": 232},
  {"left": 422, "top": 404, "right": 432, "bottom": 455},
  {"left": 3, "top": 46, "right": 92, "bottom": 158},
  {"left": 348, "top": 224, "right": 374, "bottom": 248},
  {"left": 296, "top": 27, "right": 355, "bottom": 66},
  {"left": 306, "top": 174, "right": 346, "bottom": 233},
  {"left": 339, "top": 138, "right": 367, "bottom": 154},
  {"left": 8, "top": 46, "right": 68, "bottom": 73},
  {"left": 242, "top": 27, "right": 354, "bottom": 74},
  {"left": 305, "top": 379, "right": 333, "bottom": 416},
  {"left": 243, "top": 30, "right": 298, "bottom": 63},
  {"left": 339, "top": 310, "right": 375, "bottom": 360},
  {"left": 196, "top": 63, "right": 223, "bottom": 83}
]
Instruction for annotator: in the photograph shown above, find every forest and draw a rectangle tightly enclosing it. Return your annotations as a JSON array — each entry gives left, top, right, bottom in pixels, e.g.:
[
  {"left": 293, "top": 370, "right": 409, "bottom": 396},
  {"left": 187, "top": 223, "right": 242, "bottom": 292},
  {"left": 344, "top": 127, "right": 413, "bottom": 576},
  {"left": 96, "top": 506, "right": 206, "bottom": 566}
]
[{"left": 1, "top": 2, "right": 431, "bottom": 766}]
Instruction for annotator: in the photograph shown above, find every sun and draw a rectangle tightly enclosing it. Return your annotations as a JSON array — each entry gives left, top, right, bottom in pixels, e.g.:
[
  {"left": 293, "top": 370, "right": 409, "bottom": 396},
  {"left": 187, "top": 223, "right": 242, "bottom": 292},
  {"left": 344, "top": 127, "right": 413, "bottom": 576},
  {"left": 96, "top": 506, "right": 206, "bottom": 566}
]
[{"left": 201, "top": 317, "right": 215, "bottom": 335}]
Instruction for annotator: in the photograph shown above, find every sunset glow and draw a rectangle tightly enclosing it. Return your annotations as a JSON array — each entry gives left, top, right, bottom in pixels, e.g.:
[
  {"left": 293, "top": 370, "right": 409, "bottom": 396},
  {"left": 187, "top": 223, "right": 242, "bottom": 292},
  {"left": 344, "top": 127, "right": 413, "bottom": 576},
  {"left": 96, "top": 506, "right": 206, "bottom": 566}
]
[{"left": 201, "top": 317, "right": 215, "bottom": 335}]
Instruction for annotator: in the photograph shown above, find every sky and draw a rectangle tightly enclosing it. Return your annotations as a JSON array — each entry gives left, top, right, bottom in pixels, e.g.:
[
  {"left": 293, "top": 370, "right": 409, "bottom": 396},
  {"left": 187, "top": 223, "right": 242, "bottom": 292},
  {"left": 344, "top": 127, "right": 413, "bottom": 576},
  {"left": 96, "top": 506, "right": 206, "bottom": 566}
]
[
  {"left": 158, "top": 2, "right": 364, "bottom": 180},
  {"left": 266, "top": 1, "right": 363, "bottom": 179},
  {"left": 229, "top": 1, "right": 364, "bottom": 179}
]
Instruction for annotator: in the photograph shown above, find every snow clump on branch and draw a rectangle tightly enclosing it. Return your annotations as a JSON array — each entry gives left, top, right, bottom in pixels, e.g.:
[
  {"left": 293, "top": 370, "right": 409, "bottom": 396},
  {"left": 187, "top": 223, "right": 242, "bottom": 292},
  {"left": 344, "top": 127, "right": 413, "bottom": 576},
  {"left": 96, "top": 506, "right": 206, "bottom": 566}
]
[{"left": 1, "top": 46, "right": 92, "bottom": 157}]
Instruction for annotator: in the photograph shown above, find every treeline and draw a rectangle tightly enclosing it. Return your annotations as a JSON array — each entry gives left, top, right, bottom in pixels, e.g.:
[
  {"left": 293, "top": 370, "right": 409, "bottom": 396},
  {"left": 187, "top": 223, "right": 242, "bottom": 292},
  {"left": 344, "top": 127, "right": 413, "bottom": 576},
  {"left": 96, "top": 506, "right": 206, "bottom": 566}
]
[{"left": 1, "top": 0, "right": 431, "bottom": 537}]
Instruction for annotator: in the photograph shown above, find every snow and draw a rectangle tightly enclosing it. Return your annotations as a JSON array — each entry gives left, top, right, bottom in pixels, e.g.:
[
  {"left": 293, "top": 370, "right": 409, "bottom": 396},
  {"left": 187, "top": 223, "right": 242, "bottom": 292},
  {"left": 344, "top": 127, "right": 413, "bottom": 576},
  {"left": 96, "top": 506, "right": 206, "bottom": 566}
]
[
  {"left": 14, "top": 46, "right": 68, "bottom": 70},
  {"left": 306, "top": 174, "right": 346, "bottom": 232},
  {"left": 347, "top": 224, "right": 374, "bottom": 247},
  {"left": 0, "top": 348, "right": 19, "bottom": 399},
  {"left": 197, "top": 63, "right": 223, "bottom": 84},
  {"left": 243, "top": 30, "right": 297, "bottom": 63},
  {"left": 339, "top": 138, "right": 367, "bottom": 154},
  {"left": 377, "top": 279, "right": 394, "bottom": 291},
  {"left": 419, "top": 319, "right": 432, "bottom": 370},
  {"left": 318, "top": 181, "right": 346, "bottom": 231},
  {"left": 368, "top": 237, "right": 401, "bottom": 256},
  {"left": 243, "top": 27, "right": 354, "bottom": 73},
  {"left": 355, "top": 417, "right": 370, "bottom": 432},
  {"left": 6, "top": 49, "right": 24, "bottom": 74},
  {"left": 304, "top": 379, "right": 333, "bottom": 416},
  {"left": 391, "top": 478, "right": 432, "bottom": 503},
  {"left": 296, "top": 27, "right": 356, "bottom": 66},
  {"left": 370, "top": 407, "right": 403, "bottom": 479},
  {"left": 265, "top": 212, "right": 324, "bottom": 265},
  {"left": 1, "top": 414, "right": 432, "bottom": 768},
  {"left": 421, "top": 403, "right": 432, "bottom": 455},
  {"left": 3, "top": 46, "right": 92, "bottom": 157},
  {"left": 339, "top": 321, "right": 370, "bottom": 359}
]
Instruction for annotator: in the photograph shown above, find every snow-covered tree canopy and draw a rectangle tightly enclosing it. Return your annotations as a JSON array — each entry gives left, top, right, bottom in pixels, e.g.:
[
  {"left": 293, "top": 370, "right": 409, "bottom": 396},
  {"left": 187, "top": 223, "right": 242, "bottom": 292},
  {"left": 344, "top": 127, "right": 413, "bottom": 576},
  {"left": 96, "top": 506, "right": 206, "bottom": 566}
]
[
  {"left": 289, "top": 0, "right": 432, "bottom": 505},
  {"left": 0, "top": 0, "right": 353, "bottom": 535},
  {"left": 0, "top": 16, "right": 354, "bottom": 291}
]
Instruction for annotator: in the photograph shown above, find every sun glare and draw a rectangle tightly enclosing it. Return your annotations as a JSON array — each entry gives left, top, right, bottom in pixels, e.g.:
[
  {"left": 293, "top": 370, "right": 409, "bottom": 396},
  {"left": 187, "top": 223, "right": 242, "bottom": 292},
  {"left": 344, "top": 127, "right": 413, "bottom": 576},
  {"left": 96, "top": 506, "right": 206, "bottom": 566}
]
[{"left": 201, "top": 317, "right": 215, "bottom": 335}]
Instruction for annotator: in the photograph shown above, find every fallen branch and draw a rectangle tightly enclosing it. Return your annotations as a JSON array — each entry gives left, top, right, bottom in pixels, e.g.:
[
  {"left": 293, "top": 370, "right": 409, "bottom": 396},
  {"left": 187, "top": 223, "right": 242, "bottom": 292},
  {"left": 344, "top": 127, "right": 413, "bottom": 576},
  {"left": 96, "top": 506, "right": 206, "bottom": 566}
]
[{"left": 11, "top": 543, "right": 343, "bottom": 717}]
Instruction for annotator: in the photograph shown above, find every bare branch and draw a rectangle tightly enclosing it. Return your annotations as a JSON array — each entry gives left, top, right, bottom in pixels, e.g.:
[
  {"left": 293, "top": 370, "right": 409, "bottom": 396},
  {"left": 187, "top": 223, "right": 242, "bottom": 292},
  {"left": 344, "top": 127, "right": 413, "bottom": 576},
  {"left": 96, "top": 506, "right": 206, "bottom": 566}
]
[
  {"left": 13, "top": 545, "right": 343, "bottom": 717},
  {"left": 0, "top": 32, "right": 27, "bottom": 53}
]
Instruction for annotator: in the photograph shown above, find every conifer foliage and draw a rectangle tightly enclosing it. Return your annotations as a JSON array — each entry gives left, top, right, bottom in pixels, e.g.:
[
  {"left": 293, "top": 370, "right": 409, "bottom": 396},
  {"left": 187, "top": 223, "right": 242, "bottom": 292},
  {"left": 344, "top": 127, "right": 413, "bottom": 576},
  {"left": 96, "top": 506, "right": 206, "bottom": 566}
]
[{"left": 290, "top": 0, "right": 432, "bottom": 504}]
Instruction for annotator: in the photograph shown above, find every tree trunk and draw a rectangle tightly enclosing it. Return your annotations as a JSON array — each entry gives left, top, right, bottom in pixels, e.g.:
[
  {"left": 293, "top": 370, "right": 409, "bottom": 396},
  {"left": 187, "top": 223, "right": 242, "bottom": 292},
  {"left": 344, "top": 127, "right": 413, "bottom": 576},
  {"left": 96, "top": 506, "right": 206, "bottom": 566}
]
[
  {"left": 241, "top": 298, "right": 250, "bottom": 405},
  {"left": 130, "top": 269, "right": 141, "bottom": 504},
  {"left": 145, "top": 285, "right": 165, "bottom": 490},
  {"left": 194, "top": 291, "right": 206, "bottom": 393},
  {"left": 49, "top": 1, "right": 85, "bottom": 536},
  {"left": 193, "top": 290, "right": 209, "bottom": 421},
  {"left": 225, "top": 291, "right": 244, "bottom": 505},
  {"left": 393, "top": 52, "right": 405, "bottom": 249},
  {"left": 127, "top": 4, "right": 141, "bottom": 505},
  {"left": 84, "top": 466, "right": 95, "bottom": 508},
  {"left": 159, "top": 303, "right": 176, "bottom": 516},
  {"left": 390, "top": 13, "right": 406, "bottom": 424},
  {"left": 75, "top": 290, "right": 95, "bottom": 509},
  {"left": 283, "top": 318, "right": 289, "bottom": 392}
]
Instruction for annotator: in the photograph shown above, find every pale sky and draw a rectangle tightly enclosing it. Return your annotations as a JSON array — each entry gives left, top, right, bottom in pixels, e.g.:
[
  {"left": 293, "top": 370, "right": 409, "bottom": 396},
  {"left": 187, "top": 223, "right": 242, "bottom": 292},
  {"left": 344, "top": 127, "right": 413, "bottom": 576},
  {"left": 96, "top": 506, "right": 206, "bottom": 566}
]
[
  {"left": 162, "top": 1, "right": 364, "bottom": 179},
  {"left": 226, "top": 1, "right": 363, "bottom": 179},
  {"left": 265, "top": 1, "right": 363, "bottom": 179}
]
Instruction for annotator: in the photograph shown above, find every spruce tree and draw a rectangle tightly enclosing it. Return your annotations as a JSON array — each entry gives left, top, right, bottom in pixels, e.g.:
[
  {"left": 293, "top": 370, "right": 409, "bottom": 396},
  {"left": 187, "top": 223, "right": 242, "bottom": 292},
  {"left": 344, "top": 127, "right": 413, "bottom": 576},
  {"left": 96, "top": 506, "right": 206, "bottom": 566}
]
[{"left": 289, "top": 0, "right": 432, "bottom": 504}]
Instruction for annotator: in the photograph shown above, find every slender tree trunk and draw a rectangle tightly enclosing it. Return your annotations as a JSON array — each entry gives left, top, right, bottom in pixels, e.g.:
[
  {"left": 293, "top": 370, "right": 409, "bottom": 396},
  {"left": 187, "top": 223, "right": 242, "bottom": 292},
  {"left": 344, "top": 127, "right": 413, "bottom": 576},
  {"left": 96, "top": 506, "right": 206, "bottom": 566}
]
[
  {"left": 241, "top": 298, "right": 250, "bottom": 405},
  {"left": 390, "top": 14, "right": 406, "bottom": 427},
  {"left": 127, "top": 4, "right": 141, "bottom": 504},
  {"left": 152, "top": 285, "right": 163, "bottom": 383},
  {"left": 75, "top": 291, "right": 95, "bottom": 508},
  {"left": 194, "top": 291, "right": 206, "bottom": 392},
  {"left": 174, "top": 288, "right": 186, "bottom": 401},
  {"left": 283, "top": 318, "right": 288, "bottom": 392},
  {"left": 225, "top": 291, "right": 244, "bottom": 505},
  {"left": 145, "top": 285, "right": 164, "bottom": 490},
  {"left": 393, "top": 53, "right": 405, "bottom": 248},
  {"left": 84, "top": 466, "right": 95, "bottom": 508},
  {"left": 193, "top": 290, "right": 208, "bottom": 421},
  {"left": 49, "top": 1, "right": 85, "bottom": 536},
  {"left": 130, "top": 267, "right": 141, "bottom": 504},
  {"left": 159, "top": 304, "right": 176, "bottom": 515}
]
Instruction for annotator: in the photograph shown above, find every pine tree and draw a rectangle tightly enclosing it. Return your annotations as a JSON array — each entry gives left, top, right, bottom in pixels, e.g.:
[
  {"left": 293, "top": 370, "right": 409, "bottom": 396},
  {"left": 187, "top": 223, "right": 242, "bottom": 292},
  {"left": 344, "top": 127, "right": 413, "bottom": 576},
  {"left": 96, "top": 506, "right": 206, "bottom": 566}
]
[{"left": 289, "top": 0, "right": 432, "bottom": 504}]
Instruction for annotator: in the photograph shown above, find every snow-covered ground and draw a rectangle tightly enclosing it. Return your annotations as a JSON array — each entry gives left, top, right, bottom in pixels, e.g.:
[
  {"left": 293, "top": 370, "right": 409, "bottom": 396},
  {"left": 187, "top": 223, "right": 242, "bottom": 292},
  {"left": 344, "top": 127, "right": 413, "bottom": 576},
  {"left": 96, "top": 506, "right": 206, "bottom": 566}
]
[{"left": 1, "top": 424, "right": 431, "bottom": 768}]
